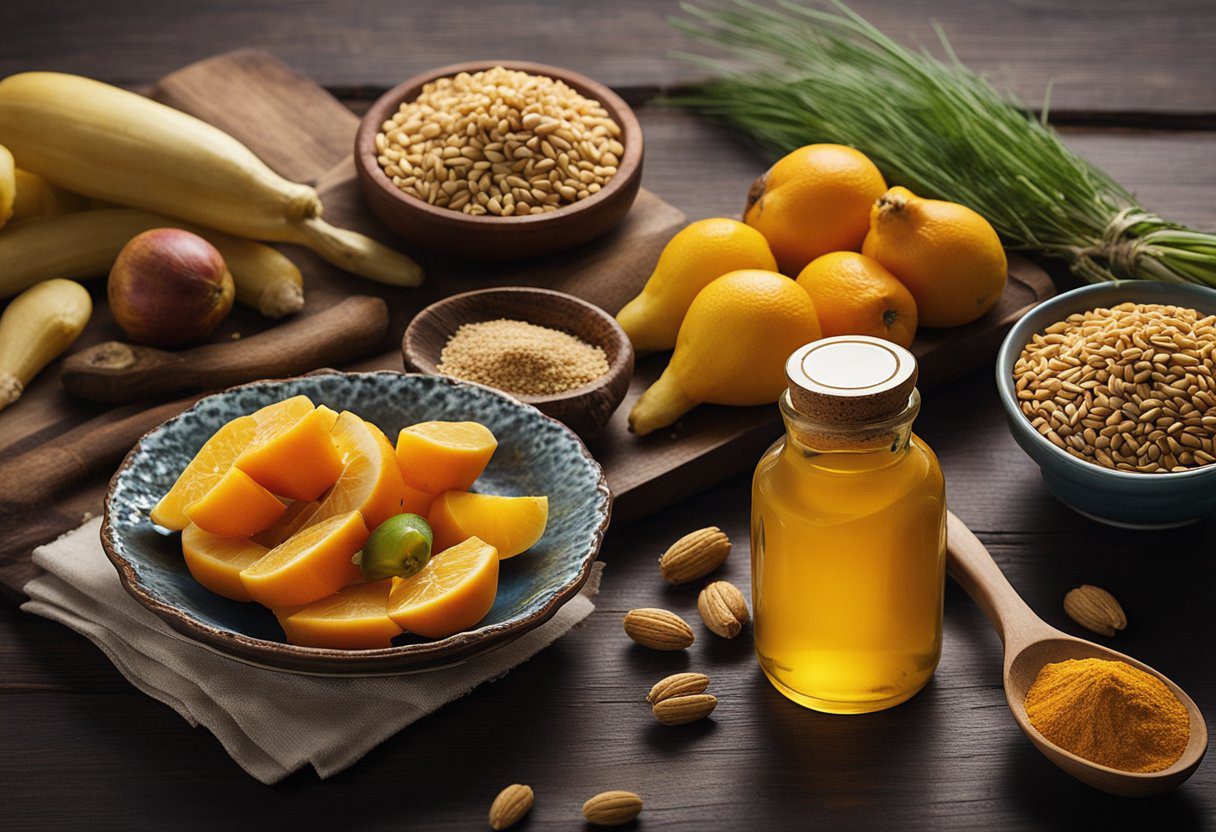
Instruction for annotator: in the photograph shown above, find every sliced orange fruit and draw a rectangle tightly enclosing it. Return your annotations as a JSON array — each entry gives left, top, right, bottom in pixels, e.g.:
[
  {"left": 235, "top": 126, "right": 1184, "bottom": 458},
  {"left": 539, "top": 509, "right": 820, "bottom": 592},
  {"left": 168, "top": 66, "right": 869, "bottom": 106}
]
[
  {"left": 184, "top": 466, "right": 286, "bottom": 538},
  {"left": 151, "top": 396, "right": 317, "bottom": 530},
  {"left": 251, "top": 499, "right": 318, "bottom": 548},
  {"left": 428, "top": 491, "right": 548, "bottom": 558},
  {"left": 151, "top": 415, "right": 259, "bottom": 531},
  {"left": 288, "top": 412, "right": 406, "bottom": 533},
  {"left": 181, "top": 523, "right": 268, "bottom": 602},
  {"left": 316, "top": 404, "right": 340, "bottom": 432},
  {"left": 387, "top": 537, "right": 499, "bottom": 638},
  {"left": 235, "top": 407, "right": 343, "bottom": 501},
  {"left": 396, "top": 421, "right": 498, "bottom": 495},
  {"left": 275, "top": 579, "right": 402, "bottom": 649},
  {"left": 239, "top": 510, "right": 368, "bottom": 608}
]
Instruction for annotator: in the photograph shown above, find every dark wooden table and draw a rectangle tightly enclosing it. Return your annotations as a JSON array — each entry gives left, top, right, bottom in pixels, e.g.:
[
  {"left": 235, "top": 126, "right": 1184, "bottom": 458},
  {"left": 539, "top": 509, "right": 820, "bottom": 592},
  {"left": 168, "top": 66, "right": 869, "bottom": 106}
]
[{"left": 2, "top": 2, "right": 1214, "bottom": 829}]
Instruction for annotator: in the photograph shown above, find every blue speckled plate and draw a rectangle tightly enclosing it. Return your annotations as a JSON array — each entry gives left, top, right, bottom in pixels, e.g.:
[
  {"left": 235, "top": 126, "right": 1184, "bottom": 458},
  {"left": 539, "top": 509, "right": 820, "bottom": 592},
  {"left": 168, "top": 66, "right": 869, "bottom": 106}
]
[{"left": 101, "top": 372, "right": 610, "bottom": 675}]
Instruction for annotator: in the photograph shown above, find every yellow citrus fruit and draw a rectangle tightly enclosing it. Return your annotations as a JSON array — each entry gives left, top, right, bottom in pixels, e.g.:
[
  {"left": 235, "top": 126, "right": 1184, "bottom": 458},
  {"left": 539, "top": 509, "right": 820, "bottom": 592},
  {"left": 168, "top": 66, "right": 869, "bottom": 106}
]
[
  {"left": 427, "top": 491, "right": 548, "bottom": 558},
  {"left": 181, "top": 523, "right": 268, "bottom": 603},
  {"left": 275, "top": 579, "right": 402, "bottom": 649},
  {"left": 387, "top": 537, "right": 500, "bottom": 638},
  {"left": 628, "top": 269, "right": 821, "bottom": 435},
  {"left": 239, "top": 510, "right": 368, "bottom": 608},
  {"left": 183, "top": 466, "right": 286, "bottom": 538},
  {"left": 150, "top": 396, "right": 313, "bottom": 530},
  {"left": 396, "top": 421, "right": 498, "bottom": 495},
  {"left": 745, "top": 144, "right": 887, "bottom": 275},
  {"left": 862, "top": 186, "right": 1007, "bottom": 328},
  {"left": 795, "top": 251, "right": 918, "bottom": 347},
  {"left": 615, "top": 218, "right": 777, "bottom": 352}
]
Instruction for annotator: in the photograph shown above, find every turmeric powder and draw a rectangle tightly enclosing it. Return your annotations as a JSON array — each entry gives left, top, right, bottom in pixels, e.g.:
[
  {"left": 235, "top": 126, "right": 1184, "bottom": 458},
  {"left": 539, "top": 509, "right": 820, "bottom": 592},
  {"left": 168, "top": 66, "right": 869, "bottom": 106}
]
[{"left": 1025, "top": 658, "right": 1189, "bottom": 773}]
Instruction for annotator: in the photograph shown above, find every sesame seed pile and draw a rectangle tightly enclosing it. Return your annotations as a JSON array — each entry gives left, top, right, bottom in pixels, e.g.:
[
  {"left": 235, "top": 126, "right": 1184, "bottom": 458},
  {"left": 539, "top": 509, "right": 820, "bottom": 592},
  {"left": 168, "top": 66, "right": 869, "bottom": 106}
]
[{"left": 437, "top": 319, "right": 609, "bottom": 397}]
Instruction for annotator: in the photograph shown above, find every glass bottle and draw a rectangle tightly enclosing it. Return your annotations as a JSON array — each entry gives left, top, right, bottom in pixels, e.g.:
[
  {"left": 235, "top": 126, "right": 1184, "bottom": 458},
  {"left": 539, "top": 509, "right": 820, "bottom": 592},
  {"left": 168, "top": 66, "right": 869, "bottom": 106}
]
[{"left": 751, "top": 336, "right": 946, "bottom": 713}]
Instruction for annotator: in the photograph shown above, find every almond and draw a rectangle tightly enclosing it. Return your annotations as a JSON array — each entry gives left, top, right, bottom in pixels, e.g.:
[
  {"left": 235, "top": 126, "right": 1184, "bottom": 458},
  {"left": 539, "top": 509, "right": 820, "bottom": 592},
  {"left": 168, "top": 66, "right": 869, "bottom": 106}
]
[
  {"left": 659, "top": 526, "right": 731, "bottom": 584},
  {"left": 1064, "top": 585, "right": 1127, "bottom": 637},
  {"left": 582, "top": 790, "right": 643, "bottom": 826},
  {"left": 646, "top": 672, "right": 710, "bottom": 704},
  {"left": 623, "top": 608, "right": 694, "bottom": 650},
  {"left": 697, "top": 580, "right": 750, "bottom": 638},
  {"left": 488, "top": 783, "right": 533, "bottom": 830},
  {"left": 652, "top": 693, "right": 718, "bottom": 726}
]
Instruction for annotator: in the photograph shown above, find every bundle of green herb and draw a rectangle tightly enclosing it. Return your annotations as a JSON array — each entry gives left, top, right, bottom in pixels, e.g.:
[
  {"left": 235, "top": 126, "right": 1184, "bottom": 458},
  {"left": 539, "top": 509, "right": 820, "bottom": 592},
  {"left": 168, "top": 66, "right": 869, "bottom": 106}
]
[{"left": 668, "top": 1, "right": 1216, "bottom": 288}]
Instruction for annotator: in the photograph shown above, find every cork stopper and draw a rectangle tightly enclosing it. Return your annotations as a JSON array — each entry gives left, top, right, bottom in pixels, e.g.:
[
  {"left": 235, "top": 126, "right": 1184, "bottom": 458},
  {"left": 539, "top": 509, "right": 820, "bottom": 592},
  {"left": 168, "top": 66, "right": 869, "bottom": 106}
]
[{"left": 786, "top": 336, "right": 918, "bottom": 423}]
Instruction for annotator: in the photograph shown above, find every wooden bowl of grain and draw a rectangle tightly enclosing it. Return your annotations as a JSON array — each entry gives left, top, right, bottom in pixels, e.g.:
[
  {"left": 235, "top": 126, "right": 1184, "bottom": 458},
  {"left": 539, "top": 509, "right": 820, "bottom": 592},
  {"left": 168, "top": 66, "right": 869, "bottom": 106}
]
[
  {"left": 402, "top": 287, "right": 634, "bottom": 438},
  {"left": 355, "top": 61, "right": 644, "bottom": 261}
]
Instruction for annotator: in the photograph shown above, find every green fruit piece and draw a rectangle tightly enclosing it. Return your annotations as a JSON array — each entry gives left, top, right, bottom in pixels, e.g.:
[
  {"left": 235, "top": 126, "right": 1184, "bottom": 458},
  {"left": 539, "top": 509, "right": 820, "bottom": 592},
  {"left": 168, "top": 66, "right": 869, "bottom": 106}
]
[{"left": 357, "top": 513, "right": 433, "bottom": 581}]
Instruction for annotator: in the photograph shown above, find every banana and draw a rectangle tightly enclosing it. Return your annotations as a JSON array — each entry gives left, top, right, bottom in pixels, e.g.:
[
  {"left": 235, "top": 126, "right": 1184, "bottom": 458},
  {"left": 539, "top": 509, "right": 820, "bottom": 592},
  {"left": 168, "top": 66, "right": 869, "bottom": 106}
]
[
  {"left": 0, "top": 72, "right": 422, "bottom": 287},
  {"left": 0, "top": 144, "right": 13, "bottom": 228},
  {"left": 0, "top": 209, "right": 305, "bottom": 318},
  {"left": 0, "top": 278, "right": 92, "bottom": 412}
]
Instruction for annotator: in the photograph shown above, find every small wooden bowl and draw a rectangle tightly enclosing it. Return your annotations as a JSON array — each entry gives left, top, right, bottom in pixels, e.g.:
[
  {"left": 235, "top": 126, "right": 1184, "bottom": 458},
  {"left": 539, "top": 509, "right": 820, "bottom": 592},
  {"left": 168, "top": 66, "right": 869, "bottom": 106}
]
[
  {"left": 402, "top": 287, "right": 634, "bottom": 438},
  {"left": 355, "top": 60, "right": 644, "bottom": 261}
]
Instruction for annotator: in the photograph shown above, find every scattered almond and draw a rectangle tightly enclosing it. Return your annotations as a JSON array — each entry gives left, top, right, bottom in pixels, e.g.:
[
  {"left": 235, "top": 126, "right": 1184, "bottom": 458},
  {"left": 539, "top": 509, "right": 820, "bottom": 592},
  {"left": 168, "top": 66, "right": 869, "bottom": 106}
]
[
  {"left": 652, "top": 692, "right": 718, "bottom": 726},
  {"left": 488, "top": 784, "right": 533, "bottom": 830},
  {"left": 659, "top": 526, "right": 731, "bottom": 584},
  {"left": 697, "top": 580, "right": 750, "bottom": 638},
  {"left": 582, "top": 790, "right": 643, "bottom": 826},
  {"left": 646, "top": 672, "right": 710, "bottom": 704},
  {"left": 623, "top": 608, "right": 694, "bottom": 650},
  {"left": 1064, "top": 584, "right": 1127, "bottom": 637}
]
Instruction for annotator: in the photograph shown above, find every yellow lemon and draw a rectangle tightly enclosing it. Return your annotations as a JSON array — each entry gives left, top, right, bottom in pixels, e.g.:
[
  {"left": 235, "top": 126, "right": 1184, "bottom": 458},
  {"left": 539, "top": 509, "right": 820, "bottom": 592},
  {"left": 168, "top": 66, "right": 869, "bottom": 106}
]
[
  {"left": 862, "top": 186, "right": 1007, "bottom": 328},
  {"left": 616, "top": 218, "right": 777, "bottom": 353},
  {"left": 628, "top": 270, "right": 821, "bottom": 436},
  {"left": 745, "top": 144, "right": 887, "bottom": 275},
  {"left": 795, "top": 251, "right": 918, "bottom": 347}
]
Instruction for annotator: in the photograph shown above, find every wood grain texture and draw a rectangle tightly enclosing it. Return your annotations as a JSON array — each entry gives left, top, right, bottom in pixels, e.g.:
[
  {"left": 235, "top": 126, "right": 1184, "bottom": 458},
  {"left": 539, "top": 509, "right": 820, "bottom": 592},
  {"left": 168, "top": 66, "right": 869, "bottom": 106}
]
[
  {"left": 1, "top": 0, "right": 1214, "bottom": 117},
  {"left": 60, "top": 295, "right": 389, "bottom": 404}
]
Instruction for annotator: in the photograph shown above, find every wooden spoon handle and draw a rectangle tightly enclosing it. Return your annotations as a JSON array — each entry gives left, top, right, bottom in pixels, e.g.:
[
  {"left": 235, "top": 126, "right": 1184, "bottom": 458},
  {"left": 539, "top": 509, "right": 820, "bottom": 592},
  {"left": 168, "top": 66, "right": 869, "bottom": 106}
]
[
  {"left": 61, "top": 295, "right": 389, "bottom": 404},
  {"left": 947, "top": 511, "right": 1047, "bottom": 652}
]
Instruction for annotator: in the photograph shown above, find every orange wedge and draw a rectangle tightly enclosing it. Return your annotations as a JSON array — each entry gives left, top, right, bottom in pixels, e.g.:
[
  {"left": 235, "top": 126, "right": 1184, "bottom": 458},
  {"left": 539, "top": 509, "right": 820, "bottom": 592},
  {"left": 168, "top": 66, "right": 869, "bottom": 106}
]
[
  {"left": 387, "top": 537, "right": 499, "bottom": 638},
  {"left": 235, "top": 407, "right": 343, "bottom": 501},
  {"left": 287, "top": 412, "right": 406, "bottom": 534},
  {"left": 181, "top": 523, "right": 269, "bottom": 602},
  {"left": 239, "top": 511, "right": 368, "bottom": 608},
  {"left": 316, "top": 404, "right": 340, "bottom": 432},
  {"left": 396, "top": 421, "right": 498, "bottom": 495},
  {"left": 428, "top": 491, "right": 548, "bottom": 558},
  {"left": 150, "top": 396, "right": 316, "bottom": 530},
  {"left": 251, "top": 499, "right": 318, "bottom": 548},
  {"left": 184, "top": 467, "right": 286, "bottom": 538},
  {"left": 275, "top": 579, "right": 402, "bottom": 649},
  {"left": 151, "top": 415, "right": 259, "bottom": 530}
]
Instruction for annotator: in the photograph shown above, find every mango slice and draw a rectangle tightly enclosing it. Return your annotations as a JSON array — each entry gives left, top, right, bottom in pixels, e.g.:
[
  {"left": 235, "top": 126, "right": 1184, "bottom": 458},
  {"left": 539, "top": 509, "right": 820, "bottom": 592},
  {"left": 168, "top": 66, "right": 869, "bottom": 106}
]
[{"left": 427, "top": 491, "right": 548, "bottom": 559}]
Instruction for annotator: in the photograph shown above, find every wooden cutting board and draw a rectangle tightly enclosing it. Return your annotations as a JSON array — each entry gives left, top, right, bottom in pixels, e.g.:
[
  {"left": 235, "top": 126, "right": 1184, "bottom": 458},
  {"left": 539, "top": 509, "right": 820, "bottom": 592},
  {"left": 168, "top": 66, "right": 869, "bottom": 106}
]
[{"left": 0, "top": 49, "right": 1053, "bottom": 599}]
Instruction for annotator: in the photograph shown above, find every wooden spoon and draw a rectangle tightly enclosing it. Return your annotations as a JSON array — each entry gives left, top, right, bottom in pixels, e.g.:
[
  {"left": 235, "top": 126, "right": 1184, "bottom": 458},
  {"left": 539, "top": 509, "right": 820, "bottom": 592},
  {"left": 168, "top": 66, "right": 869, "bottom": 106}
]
[{"left": 946, "top": 512, "right": 1207, "bottom": 796}]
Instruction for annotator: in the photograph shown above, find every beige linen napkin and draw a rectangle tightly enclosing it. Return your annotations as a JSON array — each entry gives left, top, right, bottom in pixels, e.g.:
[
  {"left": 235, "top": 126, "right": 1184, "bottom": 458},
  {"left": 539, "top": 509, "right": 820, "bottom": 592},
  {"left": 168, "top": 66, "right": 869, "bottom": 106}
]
[{"left": 21, "top": 518, "right": 599, "bottom": 784}]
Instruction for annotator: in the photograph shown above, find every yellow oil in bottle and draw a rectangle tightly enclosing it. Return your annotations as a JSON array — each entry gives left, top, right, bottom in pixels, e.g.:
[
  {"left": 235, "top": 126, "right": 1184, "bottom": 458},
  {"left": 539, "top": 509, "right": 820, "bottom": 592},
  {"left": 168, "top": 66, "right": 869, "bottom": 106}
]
[{"left": 751, "top": 337, "right": 946, "bottom": 714}]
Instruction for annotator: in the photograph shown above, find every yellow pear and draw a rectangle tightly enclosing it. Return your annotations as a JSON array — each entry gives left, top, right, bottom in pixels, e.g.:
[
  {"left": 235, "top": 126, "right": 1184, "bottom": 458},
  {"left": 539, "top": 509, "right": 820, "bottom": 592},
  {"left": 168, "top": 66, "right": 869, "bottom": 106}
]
[
  {"left": 629, "top": 270, "right": 821, "bottom": 436},
  {"left": 616, "top": 218, "right": 777, "bottom": 353}
]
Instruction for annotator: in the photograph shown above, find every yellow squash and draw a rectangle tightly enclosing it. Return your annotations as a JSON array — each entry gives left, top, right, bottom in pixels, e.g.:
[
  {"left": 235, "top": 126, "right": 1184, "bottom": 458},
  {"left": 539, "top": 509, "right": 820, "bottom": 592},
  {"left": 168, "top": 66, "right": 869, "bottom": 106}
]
[
  {"left": 0, "top": 72, "right": 422, "bottom": 287},
  {"left": 0, "top": 278, "right": 91, "bottom": 412},
  {"left": 10, "top": 168, "right": 88, "bottom": 222},
  {"left": 0, "top": 209, "right": 304, "bottom": 317},
  {"left": 616, "top": 218, "right": 777, "bottom": 353},
  {"left": 628, "top": 269, "right": 821, "bottom": 435}
]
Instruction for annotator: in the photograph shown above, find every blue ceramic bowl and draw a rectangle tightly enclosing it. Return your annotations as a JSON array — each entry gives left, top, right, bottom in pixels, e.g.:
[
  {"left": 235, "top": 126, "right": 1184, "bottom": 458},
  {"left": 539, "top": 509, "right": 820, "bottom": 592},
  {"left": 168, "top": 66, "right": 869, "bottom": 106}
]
[
  {"left": 996, "top": 281, "right": 1216, "bottom": 528},
  {"left": 102, "top": 372, "right": 610, "bottom": 675}
]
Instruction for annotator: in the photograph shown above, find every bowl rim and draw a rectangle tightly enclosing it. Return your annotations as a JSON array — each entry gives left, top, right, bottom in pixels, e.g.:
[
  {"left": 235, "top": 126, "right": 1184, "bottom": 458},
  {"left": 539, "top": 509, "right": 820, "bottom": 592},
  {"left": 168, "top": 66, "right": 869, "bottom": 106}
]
[
  {"left": 353, "top": 59, "right": 644, "bottom": 228},
  {"left": 100, "top": 370, "right": 612, "bottom": 673},
  {"left": 995, "top": 280, "right": 1216, "bottom": 483},
  {"left": 401, "top": 286, "right": 635, "bottom": 407}
]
